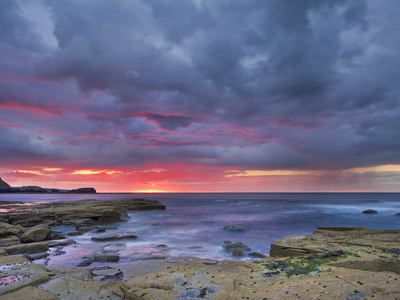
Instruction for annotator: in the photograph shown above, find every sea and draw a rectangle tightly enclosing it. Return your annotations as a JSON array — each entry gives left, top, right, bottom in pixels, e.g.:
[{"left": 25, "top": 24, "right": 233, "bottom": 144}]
[{"left": 1, "top": 192, "right": 400, "bottom": 266}]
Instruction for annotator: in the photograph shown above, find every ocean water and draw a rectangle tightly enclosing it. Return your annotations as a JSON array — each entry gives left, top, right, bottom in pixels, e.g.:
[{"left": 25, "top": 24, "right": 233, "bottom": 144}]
[{"left": 1, "top": 193, "right": 400, "bottom": 266}]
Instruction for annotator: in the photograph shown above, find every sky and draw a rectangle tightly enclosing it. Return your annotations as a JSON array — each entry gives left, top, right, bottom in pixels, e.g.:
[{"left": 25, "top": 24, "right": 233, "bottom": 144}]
[{"left": 1, "top": 0, "right": 400, "bottom": 193}]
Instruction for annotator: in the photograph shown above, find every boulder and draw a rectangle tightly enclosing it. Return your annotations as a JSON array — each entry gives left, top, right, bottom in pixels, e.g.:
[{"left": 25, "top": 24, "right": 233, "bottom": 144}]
[
  {"left": 222, "top": 241, "right": 252, "bottom": 256},
  {"left": 0, "top": 222, "right": 25, "bottom": 236},
  {"left": 0, "top": 224, "right": 7, "bottom": 235},
  {"left": 363, "top": 209, "right": 378, "bottom": 214},
  {"left": 223, "top": 225, "right": 247, "bottom": 232},
  {"left": 20, "top": 227, "right": 49, "bottom": 243},
  {"left": 91, "top": 232, "right": 138, "bottom": 242}
]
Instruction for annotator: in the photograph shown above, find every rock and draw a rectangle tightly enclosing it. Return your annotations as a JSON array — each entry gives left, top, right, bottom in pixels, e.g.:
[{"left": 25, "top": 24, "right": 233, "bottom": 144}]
[
  {"left": 77, "top": 255, "right": 96, "bottom": 267},
  {"left": 223, "top": 225, "right": 247, "bottom": 232},
  {"left": 27, "top": 251, "right": 49, "bottom": 261},
  {"left": 222, "top": 241, "right": 252, "bottom": 255},
  {"left": 62, "top": 218, "right": 96, "bottom": 226},
  {"left": 5, "top": 241, "right": 49, "bottom": 255},
  {"left": 67, "top": 231, "right": 84, "bottom": 236},
  {"left": 249, "top": 251, "right": 267, "bottom": 258},
  {"left": 0, "top": 236, "right": 21, "bottom": 247},
  {"left": 6, "top": 227, "right": 21, "bottom": 236},
  {"left": 0, "top": 222, "right": 25, "bottom": 236},
  {"left": 270, "top": 234, "right": 325, "bottom": 257},
  {"left": 20, "top": 227, "right": 49, "bottom": 243},
  {"left": 46, "top": 265, "right": 93, "bottom": 281},
  {"left": 271, "top": 227, "right": 400, "bottom": 258},
  {"left": 363, "top": 209, "right": 378, "bottom": 214},
  {"left": 40, "top": 276, "right": 119, "bottom": 299},
  {"left": 395, "top": 213, "right": 400, "bottom": 217},
  {"left": 0, "top": 198, "right": 165, "bottom": 226},
  {"left": 47, "top": 239, "right": 75, "bottom": 247},
  {"left": 314, "top": 226, "right": 371, "bottom": 233},
  {"left": 49, "top": 231, "right": 66, "bottom": 240},
  {"left": 0, "top": 256, "right": 50, "bottom": 296},
  {"left": 103, "top": 242, "right": 126, "bottom": 253},
  {"left": 120, "top": 258, "right": 244, "bottom": 300},
  {"left": 94, "top": 253, "right": 120, "bottom": 263},
  {"left": 0, "top": 286, "right": 57, "bottom": 300},
  {"left": 67, "top": 187, "right": 97, "bottom": 193},
  {"left": 91, "top": 232, "right": 138, "bottom": 242},
  {"left": 91, "top": 267, "right": 123, "bottom": 281},
  {"left": 232, "top": 249, "right": 244, "bottom": 256},
  {"left": 0, "top": 225, "right": 7, "bottom": 235},
  {"left": 0, "top": 247, "right": 7, "bottom": 255},
  {"left": 76, "top": 225, "right": 93, "bottom": 232},
  {"left": 93, "top": 225, "right": 118, "bottom": 232}
]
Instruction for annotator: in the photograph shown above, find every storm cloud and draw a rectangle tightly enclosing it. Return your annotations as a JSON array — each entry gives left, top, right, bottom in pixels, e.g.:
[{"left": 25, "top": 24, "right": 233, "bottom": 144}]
[{"left": 1, "top": 0, "right": 400, "bottom": 191}]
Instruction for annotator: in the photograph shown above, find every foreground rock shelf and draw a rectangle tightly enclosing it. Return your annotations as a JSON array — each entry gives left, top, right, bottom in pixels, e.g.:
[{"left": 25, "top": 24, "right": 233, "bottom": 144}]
[
  {"left": 0, "top": 198, "right": 166, "bottom": 227},
  {"left": 1, "top": 225, "right": 400, "bottom": 299}
]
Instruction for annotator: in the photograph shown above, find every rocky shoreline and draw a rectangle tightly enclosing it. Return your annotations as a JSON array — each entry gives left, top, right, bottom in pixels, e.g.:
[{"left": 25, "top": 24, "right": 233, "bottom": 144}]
[{"left": 1, "top": 199, "right": 400, "bottom": 299}]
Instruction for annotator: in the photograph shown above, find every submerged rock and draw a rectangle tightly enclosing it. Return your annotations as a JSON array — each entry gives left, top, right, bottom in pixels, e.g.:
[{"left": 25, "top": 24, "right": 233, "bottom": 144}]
[
  {"left": 223, "top": 225, "right": 247, "bottom": 232},
  {"left": 363, "top": 209, "right": 378, "bottom": 214},
  {"left": 91, "top": 232, "right": 138, "bottom": 242}
]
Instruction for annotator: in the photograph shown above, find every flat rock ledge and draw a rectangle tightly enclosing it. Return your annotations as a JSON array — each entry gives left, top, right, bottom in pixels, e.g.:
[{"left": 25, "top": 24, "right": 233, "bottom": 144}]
[
  {"left": 1, "top": 226, "right": 400, "bottom": 299},
  {"left": 0, "top": 198, "right": 166, "bottom": 227}
]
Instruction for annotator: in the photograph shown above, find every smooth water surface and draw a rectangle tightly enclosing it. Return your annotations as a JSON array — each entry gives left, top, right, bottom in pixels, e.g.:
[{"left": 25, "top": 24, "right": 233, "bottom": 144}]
[{"left": 1, "top": 193, "right": 400, "bottom": 265}]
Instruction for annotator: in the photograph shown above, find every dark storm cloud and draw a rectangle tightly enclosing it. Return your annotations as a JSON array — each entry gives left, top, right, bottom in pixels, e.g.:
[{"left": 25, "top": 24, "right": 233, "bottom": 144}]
[{"left": 1, "top": 0, "right": 400, "bottom": 173}]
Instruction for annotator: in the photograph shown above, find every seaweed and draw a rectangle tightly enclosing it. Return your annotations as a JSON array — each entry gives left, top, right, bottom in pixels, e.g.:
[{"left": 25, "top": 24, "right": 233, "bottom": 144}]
[{"left": 263, "top": 250, "right": 347, "bottom": 277}]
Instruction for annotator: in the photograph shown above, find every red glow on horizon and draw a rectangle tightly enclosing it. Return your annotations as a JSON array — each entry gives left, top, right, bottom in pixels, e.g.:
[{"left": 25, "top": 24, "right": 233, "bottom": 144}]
[{"left": 2, "top": 162, "right": 396, "bottom": 193}]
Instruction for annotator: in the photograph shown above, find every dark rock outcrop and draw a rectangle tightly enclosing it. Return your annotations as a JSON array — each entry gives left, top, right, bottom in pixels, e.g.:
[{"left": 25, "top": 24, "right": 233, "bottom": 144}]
[
  {"left": 363, "top": 209, "right": 378, "bottom": 214},
  {"left": 223, "top": 225, "right": 247, "bottom": 232},
  {"left": 0, "top": 177, "right": 11, "bottom": 188},
  {"left": 91, "top": 232, "right": 138, "bottom": 242}
]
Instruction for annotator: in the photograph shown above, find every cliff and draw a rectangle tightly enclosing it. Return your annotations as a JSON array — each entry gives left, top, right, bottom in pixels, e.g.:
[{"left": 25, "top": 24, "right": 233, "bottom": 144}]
[{"left": 0, "top": 177, "right": 11, "bottom": 188}]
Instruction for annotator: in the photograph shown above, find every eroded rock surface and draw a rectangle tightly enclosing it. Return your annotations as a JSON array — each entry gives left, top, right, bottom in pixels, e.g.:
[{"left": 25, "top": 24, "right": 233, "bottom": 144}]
[{"left": 0, "top": 198, "right": 166, "bottom": 227}]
